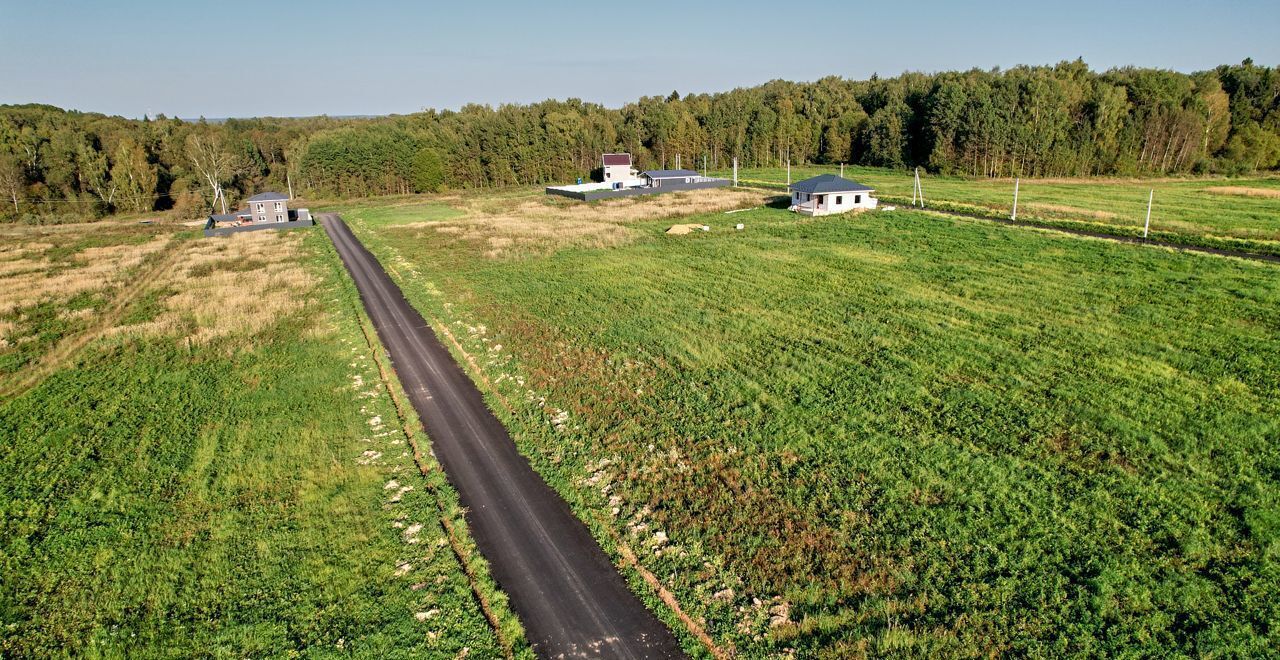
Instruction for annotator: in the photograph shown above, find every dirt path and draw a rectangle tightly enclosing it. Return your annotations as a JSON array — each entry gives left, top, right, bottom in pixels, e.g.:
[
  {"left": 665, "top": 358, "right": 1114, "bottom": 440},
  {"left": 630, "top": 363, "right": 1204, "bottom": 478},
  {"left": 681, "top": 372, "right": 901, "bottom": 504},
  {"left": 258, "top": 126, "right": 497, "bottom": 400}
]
[{"left": 320, "top": 214, "right": 685, "bottom": 660}]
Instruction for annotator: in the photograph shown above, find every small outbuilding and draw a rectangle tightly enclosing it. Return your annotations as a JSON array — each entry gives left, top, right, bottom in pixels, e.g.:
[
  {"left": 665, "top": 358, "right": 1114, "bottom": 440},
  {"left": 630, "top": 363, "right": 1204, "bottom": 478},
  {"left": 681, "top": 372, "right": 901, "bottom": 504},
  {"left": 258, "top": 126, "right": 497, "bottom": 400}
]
[
  {"left": 641, "top": 169, "right": 701, "bottom": 188},
  {"left": 788, "top": 174, "right": 878, "bottom": 216}
]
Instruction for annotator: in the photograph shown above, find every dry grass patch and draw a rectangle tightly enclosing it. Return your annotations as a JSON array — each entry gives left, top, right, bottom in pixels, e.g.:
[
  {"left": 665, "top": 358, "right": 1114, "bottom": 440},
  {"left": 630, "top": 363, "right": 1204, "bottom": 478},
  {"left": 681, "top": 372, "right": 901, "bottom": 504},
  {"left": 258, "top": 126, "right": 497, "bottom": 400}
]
[
  {"left": 1204, "top": 186, "right": 1280, "bottom": 199},
  {"left": 117, "top": 232, "right": 313, "bottom": 344},
  {"left": 414, "top": 188, "right": 768, "bottom": 257},
  {"left": 1022, "top": 203, "right": 1120, "bottom": 220},
  {"left": 0, "top": 236, "right": 171, "bottom": 314}
]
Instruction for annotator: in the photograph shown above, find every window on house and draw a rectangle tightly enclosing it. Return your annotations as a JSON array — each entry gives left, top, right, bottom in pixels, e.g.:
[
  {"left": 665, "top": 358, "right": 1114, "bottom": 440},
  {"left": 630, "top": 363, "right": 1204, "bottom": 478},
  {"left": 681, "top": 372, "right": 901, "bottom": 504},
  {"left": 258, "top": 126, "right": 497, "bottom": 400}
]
[
  {"left": 276, "top": 214, "right": 284, "bottom": 222},
  {"left": 818, "top": 195, "right": 825, "bottom": 205},
  {"left": 836, "top": 195, "right": 843, "bottom": 205},
  {"left": 855, "top": 194, "right": 861, "bottom": 203},
  {"left": 274, "top": 202, "right": 282, "bottom": 212},
  {"left": 257, "top": 203, "right": 264, "bottom": 212}
]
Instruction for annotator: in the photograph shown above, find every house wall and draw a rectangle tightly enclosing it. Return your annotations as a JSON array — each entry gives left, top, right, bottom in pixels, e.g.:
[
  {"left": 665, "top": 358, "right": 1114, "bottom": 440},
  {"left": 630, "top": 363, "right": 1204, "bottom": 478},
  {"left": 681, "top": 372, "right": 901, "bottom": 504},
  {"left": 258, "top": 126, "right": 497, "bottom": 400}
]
[
  {"left": 203, "top": 216, "right": 313, "bottom": 237},
  {"left": 250, "top": 198, "right": 289, "bottom": 223},
  {"left": 791, "top": 190, "right": 878, "bottom": 215},
  {"left": 603, "top": 164, "right": 631, "bottom": 181}
]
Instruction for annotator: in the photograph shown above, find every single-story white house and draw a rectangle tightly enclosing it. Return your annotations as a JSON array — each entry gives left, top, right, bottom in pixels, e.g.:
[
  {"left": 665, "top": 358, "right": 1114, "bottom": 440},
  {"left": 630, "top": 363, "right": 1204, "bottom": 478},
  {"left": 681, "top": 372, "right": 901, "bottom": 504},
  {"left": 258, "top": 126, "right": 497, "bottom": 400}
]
[{"left": 788, "top": 174, "right": 878, "bottom": 216}]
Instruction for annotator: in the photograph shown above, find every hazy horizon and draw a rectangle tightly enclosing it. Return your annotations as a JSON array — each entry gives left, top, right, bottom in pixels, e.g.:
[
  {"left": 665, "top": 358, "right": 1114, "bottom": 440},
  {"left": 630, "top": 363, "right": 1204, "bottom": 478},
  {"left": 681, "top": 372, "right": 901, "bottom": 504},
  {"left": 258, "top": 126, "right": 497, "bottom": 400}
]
[{"left": 3, "top": 0, "right": 1278, "bottom": 120}]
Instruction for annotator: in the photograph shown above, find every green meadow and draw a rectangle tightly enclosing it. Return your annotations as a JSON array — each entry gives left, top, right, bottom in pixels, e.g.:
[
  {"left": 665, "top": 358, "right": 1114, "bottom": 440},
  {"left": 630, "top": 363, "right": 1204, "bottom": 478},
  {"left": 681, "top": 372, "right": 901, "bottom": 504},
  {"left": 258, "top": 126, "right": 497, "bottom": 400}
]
[
  {"left": 345, "top": 192, "right": 1280, "bottom": 657},
  {"left": 714, "top": 164, "right": 1280, "bottom": 255},
  {"left": 0, "top": 225, "right": 518, "bottom": 657}
]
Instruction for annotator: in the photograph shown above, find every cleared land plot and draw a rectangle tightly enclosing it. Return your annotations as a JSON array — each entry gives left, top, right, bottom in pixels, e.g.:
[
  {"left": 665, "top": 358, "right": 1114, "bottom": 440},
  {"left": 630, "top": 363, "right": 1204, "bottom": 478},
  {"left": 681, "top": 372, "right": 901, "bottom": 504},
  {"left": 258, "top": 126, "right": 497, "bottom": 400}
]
[
  {"left": 0, "top": 223, "right": 515, "bottom": 657},
  {"left": 346, "top": 196, "right": 1280, "bottom": 657},
  {"left": 716, "top": 165, "right": 1280, "bottom": 255},
  {"left": 326, "top": 186, "right": 770, "bottom": 259}
]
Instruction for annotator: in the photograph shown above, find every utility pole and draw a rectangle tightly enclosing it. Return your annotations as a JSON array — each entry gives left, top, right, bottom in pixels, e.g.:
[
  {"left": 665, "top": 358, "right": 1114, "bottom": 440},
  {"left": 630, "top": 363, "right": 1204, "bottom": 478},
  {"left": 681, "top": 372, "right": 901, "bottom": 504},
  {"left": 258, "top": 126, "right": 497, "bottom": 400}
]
[
  {"left": 787, "top": 159, "right": 791, "bottom": 186},
  {"left": 287, "top": 172, "right": 294, "bottom": 200},
  {"left": 1143, "top": 189, "right": 1153, "bottom": 238},
  {"left": 703, "top": 154, "right": 707, "bottom": 177},
  {"left": 1011, "top": 177, "right": 1020, "bottom": 221},
  {"left": 733, "top": 157, "right": 738, "bottom": 186},
  {"left": 840, "top": 162, "right": 845, "bottom": 178}
]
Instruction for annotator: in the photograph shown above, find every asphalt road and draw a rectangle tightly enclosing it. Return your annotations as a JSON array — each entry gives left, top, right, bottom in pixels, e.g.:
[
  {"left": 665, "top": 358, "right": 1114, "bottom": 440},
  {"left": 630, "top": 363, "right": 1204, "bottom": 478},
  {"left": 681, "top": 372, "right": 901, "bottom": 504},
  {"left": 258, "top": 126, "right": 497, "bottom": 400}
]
[{"left": 321, "top": 214, "right": 685, "bottom": 659}]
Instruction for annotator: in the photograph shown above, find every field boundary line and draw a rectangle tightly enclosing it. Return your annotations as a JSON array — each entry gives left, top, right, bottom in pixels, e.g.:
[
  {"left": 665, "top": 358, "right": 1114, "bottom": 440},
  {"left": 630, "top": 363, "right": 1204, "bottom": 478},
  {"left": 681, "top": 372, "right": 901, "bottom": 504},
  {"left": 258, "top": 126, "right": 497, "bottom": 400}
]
[
  {"left": 0, "top": 237, "right": 182, "bottom": 399},
  {"left": 350, "top": 287, "right": 525, "bottom": 660}
]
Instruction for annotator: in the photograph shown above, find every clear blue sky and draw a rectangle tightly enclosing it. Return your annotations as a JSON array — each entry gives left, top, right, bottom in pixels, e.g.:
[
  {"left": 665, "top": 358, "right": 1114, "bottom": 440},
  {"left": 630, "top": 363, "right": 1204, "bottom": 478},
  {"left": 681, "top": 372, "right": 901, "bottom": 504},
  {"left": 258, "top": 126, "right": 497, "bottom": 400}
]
[{"left": 1, "top": 0, "right": 1276, "bottom": 119}]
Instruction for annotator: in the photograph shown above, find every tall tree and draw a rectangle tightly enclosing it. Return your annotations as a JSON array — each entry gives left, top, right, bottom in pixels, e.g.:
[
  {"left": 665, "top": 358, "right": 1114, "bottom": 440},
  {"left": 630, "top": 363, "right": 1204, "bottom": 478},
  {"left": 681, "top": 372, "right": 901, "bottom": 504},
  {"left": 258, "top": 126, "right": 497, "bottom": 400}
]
[
  {"left": 0, "top": 152, "right": 23, "bottom": 214},
  {"left": 111, "top": 139, "right": 157, "bottom": 213},
  {"left": 185, "top": 129, "right": 244, "bottom": 213}
]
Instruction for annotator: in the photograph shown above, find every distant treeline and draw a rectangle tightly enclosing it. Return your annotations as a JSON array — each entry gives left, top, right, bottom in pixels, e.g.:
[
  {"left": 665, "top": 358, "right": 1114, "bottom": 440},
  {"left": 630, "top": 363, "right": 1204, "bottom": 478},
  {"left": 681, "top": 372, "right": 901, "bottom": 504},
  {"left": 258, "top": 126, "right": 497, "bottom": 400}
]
[{"left": 3, "top": 59, "right": 1278, "bottom": 222}]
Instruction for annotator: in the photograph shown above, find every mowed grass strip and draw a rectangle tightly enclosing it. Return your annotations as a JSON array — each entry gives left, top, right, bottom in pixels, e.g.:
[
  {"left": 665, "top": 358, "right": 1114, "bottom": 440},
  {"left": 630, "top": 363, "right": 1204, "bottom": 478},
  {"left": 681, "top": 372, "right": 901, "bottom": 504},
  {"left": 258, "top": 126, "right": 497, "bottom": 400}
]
[
  {"left": 349, "top": 198, "right": 1280, "bottom": 657},
  {"left": 717, "top": 164, "right": 1280, "bottom": 254},
  {"left": 0, "top": 228, "right": 506, "bottom": 657}
]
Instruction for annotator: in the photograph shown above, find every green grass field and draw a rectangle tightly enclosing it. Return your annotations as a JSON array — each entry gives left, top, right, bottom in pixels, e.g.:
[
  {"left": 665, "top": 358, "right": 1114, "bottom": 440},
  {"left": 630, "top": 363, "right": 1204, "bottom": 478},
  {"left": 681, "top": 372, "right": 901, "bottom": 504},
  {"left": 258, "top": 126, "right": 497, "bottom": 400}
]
[
  {"left": 0, "top": 223, "right": 521, "bottom": 657},
  {"left": 344, "top": 192, "right": 1280, "bottom": 657},
  {"left": 712, "top": 164, "right": 1280, "bottom": 255}
]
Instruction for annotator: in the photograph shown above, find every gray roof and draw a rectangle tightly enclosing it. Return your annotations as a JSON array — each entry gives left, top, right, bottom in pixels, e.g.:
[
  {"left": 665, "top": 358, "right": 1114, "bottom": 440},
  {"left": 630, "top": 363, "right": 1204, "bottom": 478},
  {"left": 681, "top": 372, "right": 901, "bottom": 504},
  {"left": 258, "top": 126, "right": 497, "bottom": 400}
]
[
  {"left": 246, "top": 191, "right": 289, "bottom": 202},
  {"left": 210, "top": 208, "right": 252, "bottom": 221},
  {"left": 789, "top": 174, "right": 874, "bottom": 194},
  {"left": 641, "top": 169, "right": 700, "bottom": 179}
]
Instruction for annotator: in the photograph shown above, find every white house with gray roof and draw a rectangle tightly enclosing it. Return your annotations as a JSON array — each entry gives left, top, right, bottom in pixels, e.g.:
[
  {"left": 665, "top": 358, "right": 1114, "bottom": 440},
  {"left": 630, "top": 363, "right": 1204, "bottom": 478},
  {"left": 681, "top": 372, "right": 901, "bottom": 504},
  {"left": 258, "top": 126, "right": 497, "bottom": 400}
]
[{"left": 788, "top": 174, "right": 878, "bottom": 216}]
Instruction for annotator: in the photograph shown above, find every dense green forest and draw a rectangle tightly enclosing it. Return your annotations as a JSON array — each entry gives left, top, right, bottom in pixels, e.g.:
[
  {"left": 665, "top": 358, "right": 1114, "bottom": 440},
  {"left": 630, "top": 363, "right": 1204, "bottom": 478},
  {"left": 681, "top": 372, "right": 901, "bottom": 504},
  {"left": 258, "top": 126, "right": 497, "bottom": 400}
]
[{"left": 2, "top": 59, "right": 1278, "bottom": 223}]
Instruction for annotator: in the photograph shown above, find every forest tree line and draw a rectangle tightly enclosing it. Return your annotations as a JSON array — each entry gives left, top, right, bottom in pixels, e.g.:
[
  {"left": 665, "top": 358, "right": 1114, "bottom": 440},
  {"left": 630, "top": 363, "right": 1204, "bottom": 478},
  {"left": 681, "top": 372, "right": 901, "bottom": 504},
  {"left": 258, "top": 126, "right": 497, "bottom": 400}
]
[{"left": 2, "top": 59, "right": 1278, "bottom": 223}]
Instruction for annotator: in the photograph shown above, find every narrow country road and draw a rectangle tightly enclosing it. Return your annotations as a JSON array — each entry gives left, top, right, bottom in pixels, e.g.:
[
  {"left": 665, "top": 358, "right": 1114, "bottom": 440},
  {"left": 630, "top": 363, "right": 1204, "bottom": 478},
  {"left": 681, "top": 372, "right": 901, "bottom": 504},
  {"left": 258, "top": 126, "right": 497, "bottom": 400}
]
[{"left": 320, "top": 214, "right": 686, "bottom": 659}]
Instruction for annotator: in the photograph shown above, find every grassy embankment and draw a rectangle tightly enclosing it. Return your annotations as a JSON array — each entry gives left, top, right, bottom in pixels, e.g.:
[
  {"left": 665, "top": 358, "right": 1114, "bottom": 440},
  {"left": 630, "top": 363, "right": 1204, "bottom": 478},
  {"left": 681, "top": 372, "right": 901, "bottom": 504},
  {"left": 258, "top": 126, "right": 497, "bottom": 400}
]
[
  {"left": 0, "top": 221, "right": 523, "bottom": 657},
  {"left": 341, "top": 187, "right": 1279, "bottom": 657},
  {"left": 713, "top": 164, "right": 1280, "bottom": 256}
]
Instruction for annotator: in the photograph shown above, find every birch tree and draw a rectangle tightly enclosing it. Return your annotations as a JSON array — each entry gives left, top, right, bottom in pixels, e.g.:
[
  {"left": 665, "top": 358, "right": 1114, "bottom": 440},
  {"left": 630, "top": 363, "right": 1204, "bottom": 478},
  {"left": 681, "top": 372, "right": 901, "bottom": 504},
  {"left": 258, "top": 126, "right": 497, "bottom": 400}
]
[
  {"left": 185, "top": 130, "right": 244, "bottom": 213},
  {"left": 0, "top": 153, "right": 22, "bottom": 214},
  {"left": 111, "top": 139, "right": 157, "bottom": 213}
]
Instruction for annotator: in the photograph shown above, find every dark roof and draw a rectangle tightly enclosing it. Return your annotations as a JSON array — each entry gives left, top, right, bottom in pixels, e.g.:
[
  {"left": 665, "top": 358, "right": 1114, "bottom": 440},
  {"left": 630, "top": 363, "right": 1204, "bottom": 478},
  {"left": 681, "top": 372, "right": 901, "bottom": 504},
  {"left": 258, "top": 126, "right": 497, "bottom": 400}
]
[
  {"left": 602, "top": 153, "right": 631, "bottom": 166},
  {"left": 246, "top": 191, "right": 289, "bottom": 202},
  {"left": 642, "top": 169, "right": 700, "bottom": 179},
  {"left": 209, "top": 208, "right": 252, "bottom": 221},
  {"left": 789, "top": 174, "right": 874, "bottom": 194}
]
